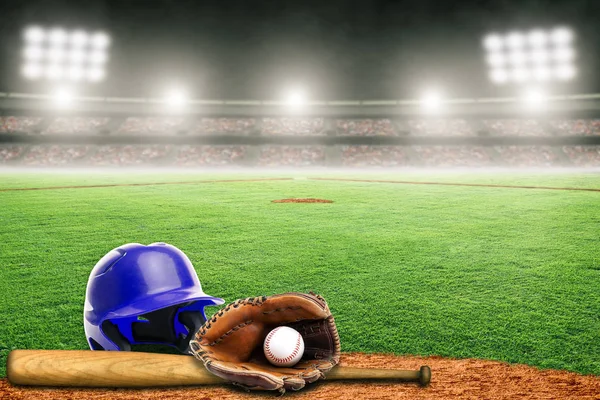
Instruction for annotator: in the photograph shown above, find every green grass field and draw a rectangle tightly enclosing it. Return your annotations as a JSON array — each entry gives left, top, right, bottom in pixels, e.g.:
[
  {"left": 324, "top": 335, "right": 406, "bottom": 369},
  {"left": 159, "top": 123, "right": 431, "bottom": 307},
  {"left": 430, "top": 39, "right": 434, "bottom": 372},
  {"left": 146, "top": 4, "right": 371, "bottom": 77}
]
[{"left": 1, "top": 171, "right": 599, "bottom": 377}]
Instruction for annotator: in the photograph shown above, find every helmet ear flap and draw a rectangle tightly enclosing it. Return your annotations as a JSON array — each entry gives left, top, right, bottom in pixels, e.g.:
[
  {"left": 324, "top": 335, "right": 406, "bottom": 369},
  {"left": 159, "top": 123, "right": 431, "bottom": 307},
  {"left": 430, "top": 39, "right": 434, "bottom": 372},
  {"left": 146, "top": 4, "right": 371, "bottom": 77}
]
[
  {"left": 101, "top": 320, "right": 131, "bottom": 351},
  {"left": 177, "top": 311, "right": 206, "bottom": 354}
]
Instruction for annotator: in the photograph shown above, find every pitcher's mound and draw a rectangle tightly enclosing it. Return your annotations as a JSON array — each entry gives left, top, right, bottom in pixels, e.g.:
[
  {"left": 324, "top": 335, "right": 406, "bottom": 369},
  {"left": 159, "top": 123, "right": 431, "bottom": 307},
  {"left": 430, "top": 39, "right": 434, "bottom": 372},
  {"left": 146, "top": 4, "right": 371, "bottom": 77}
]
[{"left": 272, "top": 198, "right": 333, "bottom": 203}]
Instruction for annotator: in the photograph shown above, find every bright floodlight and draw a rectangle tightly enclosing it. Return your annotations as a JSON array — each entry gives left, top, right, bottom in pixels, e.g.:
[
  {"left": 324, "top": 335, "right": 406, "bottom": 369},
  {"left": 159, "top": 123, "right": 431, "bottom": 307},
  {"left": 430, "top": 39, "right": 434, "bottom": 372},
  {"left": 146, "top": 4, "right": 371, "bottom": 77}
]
[
  {"left": 22, "top": 63, "right": 42, "bottom": 79},
  {"left": 555, "top": 64, "right": 576, "bottom": 80},
  {"left": 523, "top": 89, "right": 547, "bottom": 110},
  {"left": 528, "top": 30, "right": 548, "bottom": 48},
  {"left": 87, "top": 67, "right": 105, "bottom": 82},
  {"left": 483, "top": 27, "right": 576, "bottom": 85},
  {"left": 286, "top": 89, "right": 306, "bottom": 108},
  {"left": 166, "top": 89, "right": 187, "bottom": 108},
  {"left": 24, "top": 26, "right": 45, "bottom": 43},
  {"left": 21, "top": 26, "right": 110, "bottom": 83},
  {"left": 486, "top": 52, "right": 506, "bottom": 67},
  {"left": 506, "top": 32, "right": 525, "bottom": 49},
  {"left": 23, "top": 46, "right": 43, "bottom": 61},
  {"left": 54, "top": 88, "right": 74, "bottom": 107},
  {"left": 551, "top": 27, "right": 574, "bottom": 45},
  {"left": 70, "top": 31, "right": 88, "bottom": 47},
  {"left": 483, "top": 34, "right": 503, "bottom": 51},
  {"left": 48, "top": 28, "right": 68, "bottom": 46},
  {"left": 91, "top": 32, "right": 110, "bottom": 49},
  {"left": 490, "top": 69, "right": 509, "bottom": 84},
  {"left": 421, "top": 91, "right": 442, "bottom": 112}
]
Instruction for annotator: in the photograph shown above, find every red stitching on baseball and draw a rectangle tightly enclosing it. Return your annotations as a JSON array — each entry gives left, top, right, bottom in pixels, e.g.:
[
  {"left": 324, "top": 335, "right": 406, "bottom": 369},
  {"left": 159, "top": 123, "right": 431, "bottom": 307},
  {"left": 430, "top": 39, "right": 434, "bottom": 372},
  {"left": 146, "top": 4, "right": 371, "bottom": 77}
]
[{"left": 265, "top": 327, "right": 302, "bottom": 365}]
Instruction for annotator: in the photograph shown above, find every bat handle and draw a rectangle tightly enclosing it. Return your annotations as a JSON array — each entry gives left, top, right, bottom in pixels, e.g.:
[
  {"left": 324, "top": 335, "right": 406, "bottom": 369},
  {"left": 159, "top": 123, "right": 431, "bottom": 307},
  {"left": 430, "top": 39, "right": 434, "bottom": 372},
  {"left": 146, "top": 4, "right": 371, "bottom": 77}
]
[{"left": 326, "top": 365, "right": 431, "bottom": 387}]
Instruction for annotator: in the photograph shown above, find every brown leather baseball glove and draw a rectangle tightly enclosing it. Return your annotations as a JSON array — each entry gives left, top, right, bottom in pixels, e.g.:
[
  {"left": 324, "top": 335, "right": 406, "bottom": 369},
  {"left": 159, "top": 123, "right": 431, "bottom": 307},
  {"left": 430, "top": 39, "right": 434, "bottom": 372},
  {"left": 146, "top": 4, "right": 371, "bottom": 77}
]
[{"left": 189, "top": 292, "right": 341, "bottom": 393}]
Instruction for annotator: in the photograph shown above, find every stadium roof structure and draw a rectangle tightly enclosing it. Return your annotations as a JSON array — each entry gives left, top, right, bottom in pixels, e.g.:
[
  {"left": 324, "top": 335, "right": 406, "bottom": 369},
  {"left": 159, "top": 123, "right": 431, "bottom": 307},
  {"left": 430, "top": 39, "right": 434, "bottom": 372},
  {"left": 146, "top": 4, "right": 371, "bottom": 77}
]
[{"left": 1, "top": 92, "right": 600, "bottom": 118}]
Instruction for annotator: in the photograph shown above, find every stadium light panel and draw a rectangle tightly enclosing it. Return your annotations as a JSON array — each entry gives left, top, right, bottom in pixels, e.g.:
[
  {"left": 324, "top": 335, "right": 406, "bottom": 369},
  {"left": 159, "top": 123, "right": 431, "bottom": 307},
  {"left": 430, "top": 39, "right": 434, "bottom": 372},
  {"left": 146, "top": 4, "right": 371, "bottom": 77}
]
[
  {"left": 486, "top": 53, "right": 506, "bottom": 67},
  {"left": 165, "top": 89, "right": 187, "bottom": 109},
  {"left": 555, "top": 64, "right": 576, "bottom": 80},
  {"left": 483, "top": 34, "right": 503, "bottom": 51},
  {"left": 490, "top": 69, "right": 509, "bottom": 84},
  {"left": 23, "top": 46, "right": 44, "bottom": 61},
  {"left": 70, "top": 31, "right": 89, "bottom": 47},
  {"left": 551, "top": 27, "right": 573, "bottom": 45},
  {"left": 91, "top": 32, "right": 110, "bottom": 49},
  {"left": 22, "top": 63, "right": 42, "bottom": 79},
  {"left": 506, "top": 32, "right": 525, "bottom": 49},
  {"left": 87, "top": 67, "right": 105, "bottom": 82},
  {"left": 528, "top": 30, "right": 548, "bottom": 48},
  {"left": 508, "top": 50, "right": 527, "bottom": 66},
  {"left": 48, "top": 28, "right": 68, "bottom": 46},
  {"left": 67, "top": 65, "right": 84, "bottom": 81},
  {"left": 553, "top": 47, "right": 575, "bottom": 63},
  {"left": 532, "top": 66, "right": 551, "bottom": 81},
  {"left": 89, "top": 50, "right": 108, "bottom": 64},
  {"left": 24, "top": 26, "right": 45, "bottom": 43},
  {"left": 483, "top": 27, "right": 576, "bottom": 85},
  {"left": 47, "top": 48, "right": 66, "bottom": 63},
  {"left": 21, "top": 26, "right": 110, "bottom": 83}
]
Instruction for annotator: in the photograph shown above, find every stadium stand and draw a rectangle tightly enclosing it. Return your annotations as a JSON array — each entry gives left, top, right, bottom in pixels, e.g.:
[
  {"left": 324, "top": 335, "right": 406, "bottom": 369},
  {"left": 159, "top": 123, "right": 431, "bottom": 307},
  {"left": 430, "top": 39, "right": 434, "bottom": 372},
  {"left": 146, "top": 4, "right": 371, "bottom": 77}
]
[
  {"left": 336, "top": 119, "right": 396, "bottom": 136},
  {"left": 483, "top": 119, "right": 550, "bottom": 136},
  {"left": 257, "top": 146, "right": 326, "bottom": 166},
  {"left": 88, "top": 145, "right": 173, "bottom": 166},
  {"left": 0, "top": 145, "right": 26, "bottom": 163},
  {"left": 408, "top": 119, "right": 475, "bottom": 136},
  {"left": 116, "top": 117, "right": 185, "bottom": 134},
  {"left": 192, "top": 118, "right": 255, "bottom": 134},
  {"left": 43, "top": 117, "right": 110, "bottom": 134},
  {"left": 548, "top": 120, "right": 600, "bottom": 136},
  {"left": 341, "top": 146, "right": 408, "bottom": 167},
  {"left": 174, "top": 145, "right": 246, "bottom": 166},
  {"left": 494, "top": 146, "right": 561, "bottom": 167},
  {"left": 562, "top": 146, "right": 600, "bottom": 167},
  {"left": 413, "top": 146, "right": 493, "bottom": 167},
  {"left": 21, "top": 145, "right": 90, "bottom": 166},
  {"left": 0, "top": 117, "right": 42, "bottom": 133},
  {"left": 262, "top": 118, "right": 325, "bottom": 136}
]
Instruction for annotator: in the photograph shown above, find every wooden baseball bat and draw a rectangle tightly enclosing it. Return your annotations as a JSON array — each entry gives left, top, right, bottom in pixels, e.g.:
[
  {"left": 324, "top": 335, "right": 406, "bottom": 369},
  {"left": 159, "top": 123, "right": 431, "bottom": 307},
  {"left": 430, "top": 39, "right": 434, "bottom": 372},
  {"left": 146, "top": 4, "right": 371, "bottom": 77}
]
[{"left": 7, "top": 350, "right": 431, "bottom": 387}]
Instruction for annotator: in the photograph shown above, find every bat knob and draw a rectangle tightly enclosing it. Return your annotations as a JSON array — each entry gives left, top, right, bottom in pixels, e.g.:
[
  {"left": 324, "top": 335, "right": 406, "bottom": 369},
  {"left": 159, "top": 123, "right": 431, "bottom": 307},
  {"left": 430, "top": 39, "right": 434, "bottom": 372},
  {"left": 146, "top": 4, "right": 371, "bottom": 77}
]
[{"left": 419, "top": 366, "right": 431, "bottom": 387}]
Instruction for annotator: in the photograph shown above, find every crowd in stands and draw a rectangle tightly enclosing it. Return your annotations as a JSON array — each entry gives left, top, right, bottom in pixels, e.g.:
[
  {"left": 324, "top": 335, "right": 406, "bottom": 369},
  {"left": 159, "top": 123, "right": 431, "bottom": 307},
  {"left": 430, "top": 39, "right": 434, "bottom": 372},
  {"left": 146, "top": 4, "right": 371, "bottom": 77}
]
[
  {"left": 257, "top": 146, "right": 325, "bottom": 167},
  {"left": 561, "top": 146, "right": 600, "bottom": 167},
  {"left": 494, "top": 146, "right": 560, "bottom": 167},
  {"left": 0, "top": 117, "right": 42, "bottom": 133},
  {"left": 21, "top": 145, "right": 90, "bottom": 166},
  {"left": 0, "top": 145, "right": 25, "bottom": 163},
  {"left": 336, "top": 119, "right": 396, "bottom": 136},
  {"left": 193, "top": 118, "right": 256, "bottom": 134},
  {"left": 414, "top": 146, "right": 492, "bottom": 167},
  {"left": 43, "top": 118, "right": 110, "bottom": 134},
  {"left": 483, "top": 120, "right": 550, "bottom": 136},
  {"left": 1, "top": 144, "right": 599, "bottom": 167},
  {"left": 549, "top": 120, "right": 600, "bottom": 136},
  {"left": 174, "top": 146, "right": 246, "bottom": 166},
  {"left": 341, "top": 146, "right": 408, "bottom": 166},
  {"left": 408, "top": 120, "right": 475, "bottom": 136},
  {"left": 117, "top": 118, "right": 185, "bottom": 134},
  {"left": 262, "top": 118, "right": 325, "bottom": 136},
  {"left": 89, "top": 145, "right": 173, "bottom": 166},
  {"left": 3, "top": 116, "right": 600, "bottom": 136}
]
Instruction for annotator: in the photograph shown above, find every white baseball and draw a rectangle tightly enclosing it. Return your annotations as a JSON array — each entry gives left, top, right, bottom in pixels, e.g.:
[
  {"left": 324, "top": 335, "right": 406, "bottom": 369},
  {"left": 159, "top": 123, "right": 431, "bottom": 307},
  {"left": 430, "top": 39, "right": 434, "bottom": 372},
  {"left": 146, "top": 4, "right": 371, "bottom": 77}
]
[{"left": 263, "top": 326, "right": 305, "bottom": 367}]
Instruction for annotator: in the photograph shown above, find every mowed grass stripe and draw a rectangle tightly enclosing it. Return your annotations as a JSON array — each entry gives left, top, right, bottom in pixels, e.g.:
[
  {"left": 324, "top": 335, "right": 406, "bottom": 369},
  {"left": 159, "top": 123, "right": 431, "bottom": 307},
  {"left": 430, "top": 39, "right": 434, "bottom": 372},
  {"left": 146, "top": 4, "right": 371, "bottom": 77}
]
[{"left": 0, "top": 176, "right": 599, "bottom": 378}]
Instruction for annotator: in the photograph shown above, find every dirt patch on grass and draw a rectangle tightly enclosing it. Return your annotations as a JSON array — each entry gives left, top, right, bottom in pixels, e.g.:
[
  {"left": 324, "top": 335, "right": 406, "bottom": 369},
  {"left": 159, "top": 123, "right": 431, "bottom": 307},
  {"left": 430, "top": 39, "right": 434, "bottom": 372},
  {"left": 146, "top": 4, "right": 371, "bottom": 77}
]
[
  {"left": 272, "top": 198, "right": 334, "bottom": 203},
  {"left": 3, "top": 352, "right": 599, "bottom": 399}
]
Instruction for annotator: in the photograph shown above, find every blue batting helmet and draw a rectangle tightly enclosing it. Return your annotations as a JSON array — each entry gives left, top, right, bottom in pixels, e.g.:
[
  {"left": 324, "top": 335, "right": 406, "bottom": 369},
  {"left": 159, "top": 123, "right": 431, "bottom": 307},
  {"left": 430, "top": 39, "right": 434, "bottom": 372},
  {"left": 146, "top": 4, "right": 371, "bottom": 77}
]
[{"left": 84, "top": 242, "right": 224, "bottom": 353}]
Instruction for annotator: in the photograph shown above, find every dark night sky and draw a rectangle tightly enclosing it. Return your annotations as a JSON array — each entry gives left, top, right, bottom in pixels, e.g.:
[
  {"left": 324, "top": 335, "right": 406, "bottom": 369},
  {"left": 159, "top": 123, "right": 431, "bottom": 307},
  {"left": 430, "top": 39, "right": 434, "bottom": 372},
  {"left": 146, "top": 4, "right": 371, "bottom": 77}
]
[{"left": 0, "top": 0, "right": 598, "bottom": 100}]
